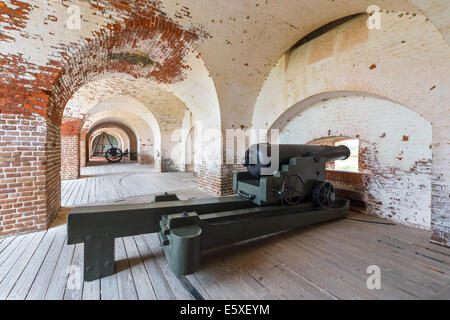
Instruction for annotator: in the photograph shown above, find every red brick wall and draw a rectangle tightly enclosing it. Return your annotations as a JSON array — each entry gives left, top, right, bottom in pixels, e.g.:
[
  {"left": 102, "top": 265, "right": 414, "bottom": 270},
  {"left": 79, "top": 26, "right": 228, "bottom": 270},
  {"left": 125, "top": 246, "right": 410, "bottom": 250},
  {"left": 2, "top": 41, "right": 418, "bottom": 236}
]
[
  {"left": 0, "top": 113, "right": 48, "bottom": 236},
  {"left": 60, "top": 117, "right": 81, "bottom": 180},
  {"left": 196, "top": 162, "right": 245, "bottom": 196},
  {"left": 45, "top": 120, "right": 61, "bottom": 224},
  {"left": 431, "top": 177, "right": 450, "bottom": 246},
  {"left": 60, "top": 135, "right": 79, "bottom": 180},
  {"left": 196, "top": 165, "right": 225, "bottom": 196},
  {"left": 80, "top": 131, "right": 87, "bottom": 168},
  {"left": 0, "top": 1, "right": 204, "bottom": 236}
]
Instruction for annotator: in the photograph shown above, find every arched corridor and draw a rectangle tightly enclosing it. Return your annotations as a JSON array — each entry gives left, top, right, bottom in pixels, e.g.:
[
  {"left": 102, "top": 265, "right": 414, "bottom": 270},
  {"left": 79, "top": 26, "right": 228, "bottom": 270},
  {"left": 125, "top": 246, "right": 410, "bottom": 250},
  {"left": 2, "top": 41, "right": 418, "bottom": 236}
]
[{"left": 0, "top": 0, "right": 449, "bottom": 301}]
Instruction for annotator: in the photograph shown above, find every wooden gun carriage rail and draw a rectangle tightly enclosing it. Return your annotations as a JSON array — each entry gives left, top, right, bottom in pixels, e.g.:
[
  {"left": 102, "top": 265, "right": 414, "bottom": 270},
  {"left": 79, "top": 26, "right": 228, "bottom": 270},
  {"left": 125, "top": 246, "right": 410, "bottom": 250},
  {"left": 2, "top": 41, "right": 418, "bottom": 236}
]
[
  {"left": 67, "top": 194, "right": 349, "bottom": 281},
  {"left": 67, "top": 196, "right": 255, "bottom": 281}
]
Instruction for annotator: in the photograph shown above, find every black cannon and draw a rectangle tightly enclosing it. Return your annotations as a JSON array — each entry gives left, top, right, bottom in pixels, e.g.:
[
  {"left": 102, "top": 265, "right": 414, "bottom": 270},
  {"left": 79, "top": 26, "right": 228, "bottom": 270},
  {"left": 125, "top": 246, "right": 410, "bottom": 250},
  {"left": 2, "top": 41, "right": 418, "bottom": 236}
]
[
  {"left": 243, "top": 143, "right": 350, "bottom": 179},
  {"left": 236, "top": 143, "right": 350, "bottom": 206},
  {"left": 91, "top": 132, "right": 137, "bottom": 163},
  {"left": 67, "top": 144, "right": 350, "bottom": 280}
]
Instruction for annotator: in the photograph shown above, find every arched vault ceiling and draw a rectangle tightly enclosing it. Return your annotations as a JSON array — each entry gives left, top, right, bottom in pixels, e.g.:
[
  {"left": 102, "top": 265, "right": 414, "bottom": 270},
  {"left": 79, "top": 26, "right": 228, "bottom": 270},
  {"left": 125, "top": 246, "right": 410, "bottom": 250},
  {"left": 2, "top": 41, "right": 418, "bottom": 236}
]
[
  {"left": 82, "top": 109, "right": 158, "bottom": 146},
  {"left": 84, "top": 114, "right": 151, "bottom": 141},
  {"left": 4, "top": 0, "right": 449, "bottom": 129},
  {"left": 251, "top": 12, "right": 450, "bottom": 131},
  {"left": 154, "top": 0, "right": 449, "bottom": 128},
  {"left": 64, "top": 78, "right": 189, "bottom": 124}
]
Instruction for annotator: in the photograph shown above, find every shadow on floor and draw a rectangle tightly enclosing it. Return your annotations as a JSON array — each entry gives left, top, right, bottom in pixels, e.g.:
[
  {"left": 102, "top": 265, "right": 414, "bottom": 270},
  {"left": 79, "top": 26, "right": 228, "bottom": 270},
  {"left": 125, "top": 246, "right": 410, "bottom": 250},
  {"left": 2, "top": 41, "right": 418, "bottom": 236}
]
[{"left": 51, "top": 207, "right": 72, "bottom": 228}]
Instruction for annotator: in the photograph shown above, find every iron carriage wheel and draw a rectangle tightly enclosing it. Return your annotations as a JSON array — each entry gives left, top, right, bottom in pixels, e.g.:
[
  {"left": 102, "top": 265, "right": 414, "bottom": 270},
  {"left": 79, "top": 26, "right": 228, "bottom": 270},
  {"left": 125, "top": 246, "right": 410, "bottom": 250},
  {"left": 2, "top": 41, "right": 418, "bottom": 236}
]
[
  {"left": 105, "top": 147, "right": 123, "bottom": 163},
  {"left": 312, "top": 181, "right": 336, "bottom": 208},
  {"left": 278, "top": 174, "right": 305, "bottom": 205}
]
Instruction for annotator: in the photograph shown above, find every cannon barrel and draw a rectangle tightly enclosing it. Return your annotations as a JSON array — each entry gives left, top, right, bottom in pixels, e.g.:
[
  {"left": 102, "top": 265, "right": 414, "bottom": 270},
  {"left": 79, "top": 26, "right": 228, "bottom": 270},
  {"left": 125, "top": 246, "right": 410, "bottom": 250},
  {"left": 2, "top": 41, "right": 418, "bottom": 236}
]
[{"left": 243, "top": 143, "right": 351, "bottom": 179}]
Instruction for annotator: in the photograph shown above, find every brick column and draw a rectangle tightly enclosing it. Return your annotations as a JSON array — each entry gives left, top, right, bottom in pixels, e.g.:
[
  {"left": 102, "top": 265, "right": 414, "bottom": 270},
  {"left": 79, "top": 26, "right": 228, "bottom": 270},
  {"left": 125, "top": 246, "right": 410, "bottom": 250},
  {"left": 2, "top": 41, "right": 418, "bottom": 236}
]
[
  {"left": 79, "top": 130, "right": 87, "bottom": 168},
  {"left": 430, "top": 125, "right": 450, "bottom": 247},
  {"left": 160, "top": 129, "right": 180, "bottom": 172},
  {"left": 60, "top": 135, "right": 80, "bottom": 180},
  {"left": 196, "top": 163, "right": 243, "bottom": 196},
  {"left": 192, "top": 129, "right": 240, "bottom": 196},
  {"left": 60, "top": 118, "right": 81, "bottom": 180},
  {"left": 0, "top": 113, "right": 49, "bottom": 236}
]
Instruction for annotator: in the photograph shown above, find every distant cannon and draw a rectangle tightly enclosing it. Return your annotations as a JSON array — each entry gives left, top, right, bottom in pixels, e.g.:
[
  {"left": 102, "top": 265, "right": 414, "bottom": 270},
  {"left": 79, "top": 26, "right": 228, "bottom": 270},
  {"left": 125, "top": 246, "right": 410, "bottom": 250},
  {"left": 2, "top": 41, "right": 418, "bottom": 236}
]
[
  {"left": 105, "top": 147, "right": 136, "bottom": 163},
  {"left": 91, "top": 132, "right": 136, "bottom": 163},
  {"left": 104, "top": 147, "right": 123, "bottom": 162}
]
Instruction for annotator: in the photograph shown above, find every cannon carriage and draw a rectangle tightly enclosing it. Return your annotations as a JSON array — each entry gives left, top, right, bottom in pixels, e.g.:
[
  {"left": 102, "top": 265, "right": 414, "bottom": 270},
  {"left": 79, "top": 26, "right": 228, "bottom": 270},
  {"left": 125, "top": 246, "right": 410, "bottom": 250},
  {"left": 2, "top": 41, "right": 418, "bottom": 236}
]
[
  {"left": 90, "top": 131, "right": 136, "bottom": 163},
  {"left": 68, "top": 144, "right": 350, "bottom": 280}
]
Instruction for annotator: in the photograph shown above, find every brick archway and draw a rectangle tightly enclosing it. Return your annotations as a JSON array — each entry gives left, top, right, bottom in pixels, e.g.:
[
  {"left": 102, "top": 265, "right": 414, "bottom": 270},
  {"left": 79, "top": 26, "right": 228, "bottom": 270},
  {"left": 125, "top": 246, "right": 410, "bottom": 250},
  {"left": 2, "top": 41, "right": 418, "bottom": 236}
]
[
  {"left": 252, "top": 11, "right": 450, "bottom": 246},
  {"left": 271, "top": 92, "right": 435, "bottom": 239},
  {"left": 86, "top": 122, "right": 138, "bottom": 164},
  {"left": 0, "top": 7, "right": 202, "bottom": 236},
  {"left": 48, "top": 20, "right": 199, "bottom": 125}
]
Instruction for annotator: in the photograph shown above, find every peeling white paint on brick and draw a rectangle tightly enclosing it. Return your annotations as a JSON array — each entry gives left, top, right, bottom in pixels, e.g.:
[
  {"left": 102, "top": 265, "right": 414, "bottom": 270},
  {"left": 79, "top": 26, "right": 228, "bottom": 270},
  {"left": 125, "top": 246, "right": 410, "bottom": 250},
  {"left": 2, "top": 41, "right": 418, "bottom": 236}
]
[{"left": 279, "top": 95, "right": 433, "bottom": 229}]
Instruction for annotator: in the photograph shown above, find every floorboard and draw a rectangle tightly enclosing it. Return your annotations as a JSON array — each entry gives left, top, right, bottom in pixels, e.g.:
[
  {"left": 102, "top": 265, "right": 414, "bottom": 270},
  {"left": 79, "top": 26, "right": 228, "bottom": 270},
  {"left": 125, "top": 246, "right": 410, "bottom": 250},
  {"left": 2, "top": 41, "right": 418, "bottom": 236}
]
[
  {"left": 0, "top": 235, "right": 26, "bottom": 268},
  {"left": 123, "top": 236, "right": 157, "bottom": 300},
  {"left": 44, "top": 235, "right": 76, "bottom": 300},
  {"left": 115, "top": 238, "right": 138, "bottom": 300},
  {"left": 0, "top": 234, "right": 37, "bottom": 285},
  {"left": 7, "top": 228, "right": 57, "bottom": 300},
  {"left": 63, "top": 244, "right": 83, "bottom": 300},
  {"left": 143, "top": 234, "right": 192, "bottom": 300},
  {"left": 134, "top": 234, "right": 175, "bottom": 300},
  {"left": 0, "top": 231, "right": 46, "bottom": 299},
  {"left": 100, "top": 271, "right": 120, "bottom": 300},
  {"left": 0, "top": 163, "right": 448, "bottom": 300},
  {"left": 26, "top": 227, "right": 66, "bottom": 300}
]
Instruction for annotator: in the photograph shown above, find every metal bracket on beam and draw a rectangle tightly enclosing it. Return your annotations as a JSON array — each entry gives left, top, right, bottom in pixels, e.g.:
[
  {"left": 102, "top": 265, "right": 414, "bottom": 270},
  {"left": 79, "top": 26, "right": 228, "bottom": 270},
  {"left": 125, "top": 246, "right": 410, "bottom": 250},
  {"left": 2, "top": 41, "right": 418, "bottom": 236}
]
[{"left": 84, "top": 236, "right": 115, "bottom": 281}]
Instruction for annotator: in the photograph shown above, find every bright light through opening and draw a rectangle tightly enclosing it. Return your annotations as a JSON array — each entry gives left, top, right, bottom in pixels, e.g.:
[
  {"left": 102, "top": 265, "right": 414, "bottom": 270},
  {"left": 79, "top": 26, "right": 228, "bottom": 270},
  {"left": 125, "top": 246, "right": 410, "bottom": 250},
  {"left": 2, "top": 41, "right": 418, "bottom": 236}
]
[{"left": 335, "top": 139, "right": 359, "bottom": 172}]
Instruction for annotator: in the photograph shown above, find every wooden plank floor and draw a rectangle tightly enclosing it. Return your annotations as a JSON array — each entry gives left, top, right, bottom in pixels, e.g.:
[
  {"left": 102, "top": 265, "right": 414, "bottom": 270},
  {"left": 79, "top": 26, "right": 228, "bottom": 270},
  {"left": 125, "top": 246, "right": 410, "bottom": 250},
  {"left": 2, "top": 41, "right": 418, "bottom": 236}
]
[
  {"left": 0, "top": 163, "right": 449, "bottom": 300},
  {"left": 61, "top": 163, "right": 206, "bottom": 208},
  {"left": 1, "top": 215, "right": 449, "bottom": 300}
]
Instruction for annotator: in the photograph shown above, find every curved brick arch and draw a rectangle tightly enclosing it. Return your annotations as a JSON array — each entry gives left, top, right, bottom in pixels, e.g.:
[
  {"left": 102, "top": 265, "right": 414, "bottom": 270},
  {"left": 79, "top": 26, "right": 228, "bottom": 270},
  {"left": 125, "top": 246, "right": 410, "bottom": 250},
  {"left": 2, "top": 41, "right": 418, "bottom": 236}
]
[
  {"left": 80, "top": 98, "right": 162, "bottom": 169},
  {"left": 80, "top": 95, "right": 162, "bottom": 137},
  {"left": 60, "top": 71, "right": 222, "bottom": 174},
  {"left": 73, "top": 89, "right": 190, "bottom": 171},
  {"left": 268, "top": 91, "right": 429, "bottom": 132},
  {"left": 251, "top": 12, "right": 450, "bottom": 246},
  {"left": 61, "top": 69, "right": 220, "bottom": 133},
  {"left": 275, "top": 94, "right": 433, "bottom": 230},
  {"left": 89, "top": 128, "right": 129, "bottom": 160},
  {"left": 47, "top": 12, "right": 205, "bottom": 226},
  {"left": 90, "top": 130, "right": 125, "bottom": 154},
  {"left": 86, "top": 122, "right": 138, "bottom": 163},
  {"left": 60, "top": 96, "right": 161, "bottom": 180},
  {"left": 48, "top": 17, "right": 199, "bottom": 125},
  {"left": 87, "top": 123, "right": 137, "bottom": 158}
]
